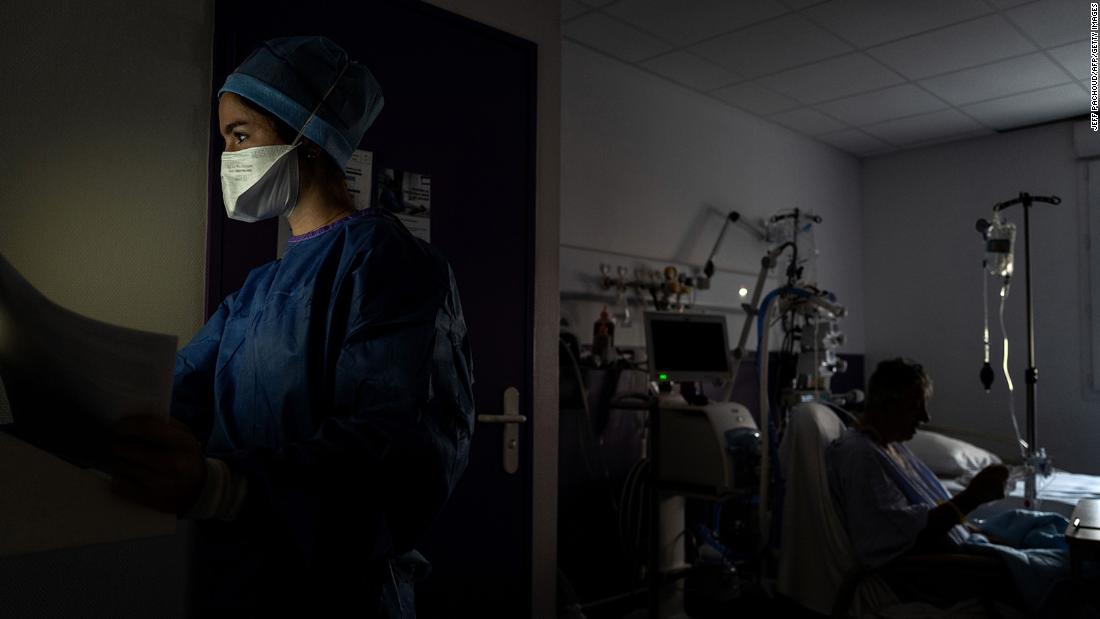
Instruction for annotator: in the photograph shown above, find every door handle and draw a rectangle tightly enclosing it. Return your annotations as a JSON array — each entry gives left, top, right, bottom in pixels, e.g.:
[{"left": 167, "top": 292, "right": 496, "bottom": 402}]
[{"left": 476, "top": 387, "right": 525, "bottom": 474}]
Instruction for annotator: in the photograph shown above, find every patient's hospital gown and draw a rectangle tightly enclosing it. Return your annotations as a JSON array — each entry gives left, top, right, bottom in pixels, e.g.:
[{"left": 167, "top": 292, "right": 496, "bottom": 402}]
[
  {"left": 171, "top": 208, "right": 475, "bottom": 615},
  {"left": 827, "top": 427, "right": 1073, "bottom": 611},
  {"left": 827, "top": 428, "right": 969, "bottom": 568}
]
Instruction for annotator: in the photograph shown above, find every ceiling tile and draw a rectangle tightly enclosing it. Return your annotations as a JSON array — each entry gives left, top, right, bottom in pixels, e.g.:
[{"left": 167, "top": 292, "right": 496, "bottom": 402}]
[
  {"left": 640, "top": 51, "right": 742, "bottom": 91},
  {"left": 758, "top": 53, "right": 904, "bottom": 105},
  {"left": 817, "top": 84, "right": 947, "bottom": 126},
  {"left": 768, "top": 108, "right": 850, "bottom": 135},
  {"left": 689, "top": 14, "right": 852, "bottom": 79},
  {"left": 867, "top": 15, "right": 1036, "bottom": 80},
  {"left": 961, "top": 83, "right": 1087, "bottom": 130},
  {"left": 606, "top": 0, "right": 789, "bottom": 46},
  {"left": 817, "top": 129, "right": 892, "bottom": 156},
  {"left": 562, "top": 0, "right": 590, "bottom": 21},
  {"left": 1007, "top": 0, "right": 1089, "bottom": 48},
  {"left": 1048, "top": 40, "right": 1091, "bottom": 81},
  {"left": 712, "top": 81, "right": 801, "bottom": 114},
  {"left": 562, "top": 12, "right": 674, "bottom": 63},
  {"left": 781, "top": 0, "right": 830, "bottom": 8},
  {"left": 986, "top": 0, "right": 1036, "bottom": 8},
  {"left": 862, "top": 109, "right": 987, "bottom": 145},
  {"left": 919, "top": 53, "right": 1072, "bottom": 105},
  {"left": 804, "top": 0, "right": 991, "bottom": 48}
]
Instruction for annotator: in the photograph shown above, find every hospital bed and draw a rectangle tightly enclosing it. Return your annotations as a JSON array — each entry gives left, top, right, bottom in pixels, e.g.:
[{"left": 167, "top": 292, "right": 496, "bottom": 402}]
[{"left": 909, "top": 427, "right": 1100, "bottom": 521}]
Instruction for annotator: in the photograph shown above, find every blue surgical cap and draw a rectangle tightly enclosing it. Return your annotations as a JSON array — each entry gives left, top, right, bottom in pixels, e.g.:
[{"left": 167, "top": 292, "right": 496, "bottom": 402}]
[{"left": 219, "top": 36, "right": 384, "bottom": 168}]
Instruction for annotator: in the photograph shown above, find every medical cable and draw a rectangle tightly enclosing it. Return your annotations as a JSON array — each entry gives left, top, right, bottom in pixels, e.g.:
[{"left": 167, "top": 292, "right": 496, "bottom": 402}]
[
  {"left": 635, "top": 461, "right": 650, "bottom": 574},
  {"left": 619, "top": 457, "right": 648, "bottom": 571},
  {"left": 388, "top": 562, "right": 404, "bottom": 615},
  {"left": 619, "top": 458, "right": 645, "bottom": 576},
  {"left": 561, "top": 343, "right": 609, "bottom": 488},
  {"left": 756, "top": 301, "right": 774, "bottom": 553}
]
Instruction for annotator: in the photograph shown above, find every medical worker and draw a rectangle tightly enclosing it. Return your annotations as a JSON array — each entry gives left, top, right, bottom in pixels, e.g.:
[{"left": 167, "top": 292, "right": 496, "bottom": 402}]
[{"left": 109, "top": 36, "right": 475, "bottom": 617}]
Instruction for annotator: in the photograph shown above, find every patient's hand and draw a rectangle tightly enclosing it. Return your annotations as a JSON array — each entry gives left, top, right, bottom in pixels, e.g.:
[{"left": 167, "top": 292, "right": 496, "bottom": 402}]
[{"left": 965, "top": 464, "right": 1009, "bottom": 505}]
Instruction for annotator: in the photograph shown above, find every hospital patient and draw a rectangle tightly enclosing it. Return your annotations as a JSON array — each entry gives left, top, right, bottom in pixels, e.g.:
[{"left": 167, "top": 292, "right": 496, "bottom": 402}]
[
  {"left": 828, "top": 358, "right": 1008, "bottom": 568},
  {"left": 826, "top": 358, "right": 1078, "bottom": 612}
]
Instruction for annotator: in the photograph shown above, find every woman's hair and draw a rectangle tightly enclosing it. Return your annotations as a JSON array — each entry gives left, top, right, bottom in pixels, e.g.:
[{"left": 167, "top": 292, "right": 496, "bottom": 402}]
[{"left": 865, "top": 357, "right": 932, "bottom": 415}]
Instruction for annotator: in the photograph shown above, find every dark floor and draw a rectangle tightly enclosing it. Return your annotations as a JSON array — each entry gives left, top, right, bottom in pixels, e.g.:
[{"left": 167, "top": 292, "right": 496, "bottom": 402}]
[{"left": 568, "top": 576, "right": 826, "bottom": 619}]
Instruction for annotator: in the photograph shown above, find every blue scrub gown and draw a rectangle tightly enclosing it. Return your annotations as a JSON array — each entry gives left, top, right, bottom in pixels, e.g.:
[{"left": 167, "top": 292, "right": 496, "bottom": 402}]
[{"left": 171, "top": 209, "right": 474, "bottom": 616}]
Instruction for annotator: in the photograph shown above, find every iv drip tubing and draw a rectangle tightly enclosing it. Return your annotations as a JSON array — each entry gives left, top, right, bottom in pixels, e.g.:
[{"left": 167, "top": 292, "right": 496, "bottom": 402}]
[{"left": 998, "top": 281, "right": 1027, "bottom": 457}]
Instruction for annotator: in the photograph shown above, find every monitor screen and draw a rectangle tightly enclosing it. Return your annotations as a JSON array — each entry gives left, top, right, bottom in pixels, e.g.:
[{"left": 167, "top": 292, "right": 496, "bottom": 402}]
[{"left": 645, "top": 312, "right": 731, "bottom": 382}]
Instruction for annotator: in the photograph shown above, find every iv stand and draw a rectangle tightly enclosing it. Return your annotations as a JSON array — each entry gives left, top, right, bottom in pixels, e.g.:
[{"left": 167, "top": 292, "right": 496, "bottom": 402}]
[{"left": 992, "top": 191, "right": 1060, "bottom": 501}]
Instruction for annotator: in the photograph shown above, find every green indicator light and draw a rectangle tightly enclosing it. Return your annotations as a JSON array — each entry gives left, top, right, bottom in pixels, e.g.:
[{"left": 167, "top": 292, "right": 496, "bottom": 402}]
[{"left": 658, "top": 373, "right": 668, "bottom": 381}]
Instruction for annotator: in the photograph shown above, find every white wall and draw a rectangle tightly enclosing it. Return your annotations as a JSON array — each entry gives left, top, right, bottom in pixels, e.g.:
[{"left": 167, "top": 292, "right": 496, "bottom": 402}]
[
  {"left": 863, "top": 121, "right": 1099, "bottom": 473},
  {"left": 0, "top": 1, "right": 212, "bottom": 343},
  {"left": 0, "top": 1, "right": 212, "bottom": 616},
  {"left": 560, "top": 41, "right": 866, "bottom": 356}
]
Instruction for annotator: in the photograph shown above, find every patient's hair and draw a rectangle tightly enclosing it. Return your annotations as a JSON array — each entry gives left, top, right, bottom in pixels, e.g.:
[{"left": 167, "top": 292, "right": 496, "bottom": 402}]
[{"left": 865, "top": 358, "right": 933, "bottom": 415}]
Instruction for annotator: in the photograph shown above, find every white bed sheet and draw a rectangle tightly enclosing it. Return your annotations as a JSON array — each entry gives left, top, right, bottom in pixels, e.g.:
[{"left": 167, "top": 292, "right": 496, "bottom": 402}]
[{"left": 942, "top": 470, "right": 1100, "bottom": 520}]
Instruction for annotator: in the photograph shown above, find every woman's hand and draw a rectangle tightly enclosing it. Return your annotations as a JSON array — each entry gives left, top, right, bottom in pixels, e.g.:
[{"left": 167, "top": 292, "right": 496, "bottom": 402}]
[{"left": 109, "top": 415, "right": 206, "bottom": 515}]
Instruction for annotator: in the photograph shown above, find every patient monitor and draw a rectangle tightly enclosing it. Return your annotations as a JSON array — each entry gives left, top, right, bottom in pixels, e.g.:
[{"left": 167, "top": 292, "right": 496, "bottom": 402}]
[{"left": 645, "top": 312, "right": 759, "bottom": 496}]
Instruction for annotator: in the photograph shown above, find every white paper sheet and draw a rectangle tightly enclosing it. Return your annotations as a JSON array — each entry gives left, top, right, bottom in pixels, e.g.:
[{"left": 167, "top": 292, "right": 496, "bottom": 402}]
[
  {"left": 0, "top": 252, "right": 177, "bottom": 555},
  {"left": 0, "top": 253, "right": 176, "bottom": 427}
]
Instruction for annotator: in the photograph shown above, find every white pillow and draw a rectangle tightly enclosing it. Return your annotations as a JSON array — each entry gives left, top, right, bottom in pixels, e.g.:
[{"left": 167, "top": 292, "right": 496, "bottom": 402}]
[{"left": 905, "top": 429, "right": 1002, "bottom": 477}]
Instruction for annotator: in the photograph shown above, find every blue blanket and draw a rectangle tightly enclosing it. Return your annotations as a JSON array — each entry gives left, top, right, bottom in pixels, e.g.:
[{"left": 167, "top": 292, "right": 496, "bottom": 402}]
[{"left": 965, "top": 509, "right": 1070, "bottom": 611}]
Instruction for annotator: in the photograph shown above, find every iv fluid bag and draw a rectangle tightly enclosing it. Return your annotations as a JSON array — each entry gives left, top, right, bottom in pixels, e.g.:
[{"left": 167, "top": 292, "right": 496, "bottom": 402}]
[{"left": 985, "top": 218, "right": 1015, "bottom": 278}]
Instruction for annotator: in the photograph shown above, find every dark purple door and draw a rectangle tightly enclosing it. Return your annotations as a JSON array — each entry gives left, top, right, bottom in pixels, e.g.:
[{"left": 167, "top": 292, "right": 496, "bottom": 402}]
[{"left": 209, "top": 2, "right": 536, "bottom": 615}]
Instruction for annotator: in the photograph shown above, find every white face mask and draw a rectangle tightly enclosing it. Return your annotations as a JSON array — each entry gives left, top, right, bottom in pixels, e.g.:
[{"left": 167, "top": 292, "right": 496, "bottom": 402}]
[{"left": 220, "top": 144, "right": 300, "bottom": 222}]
